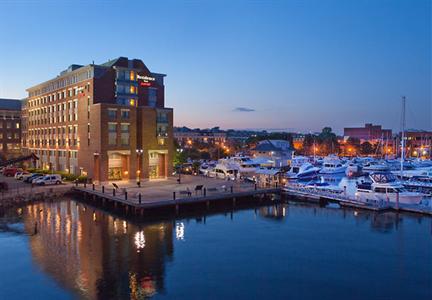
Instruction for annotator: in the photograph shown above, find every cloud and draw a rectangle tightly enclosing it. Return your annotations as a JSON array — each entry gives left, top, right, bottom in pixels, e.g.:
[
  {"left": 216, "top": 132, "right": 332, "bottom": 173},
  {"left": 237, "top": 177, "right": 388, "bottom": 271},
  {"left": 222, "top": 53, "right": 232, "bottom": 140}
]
[{"left": 233, "top": 107, "right": 255, "bottom": 112}]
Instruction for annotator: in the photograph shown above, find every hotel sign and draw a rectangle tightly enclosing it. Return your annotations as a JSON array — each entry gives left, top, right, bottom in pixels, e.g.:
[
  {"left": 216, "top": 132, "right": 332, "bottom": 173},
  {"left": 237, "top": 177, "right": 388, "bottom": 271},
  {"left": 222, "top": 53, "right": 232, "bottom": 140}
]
[{"left": 137, "top": 74, "right": 155, "bottom": 87}]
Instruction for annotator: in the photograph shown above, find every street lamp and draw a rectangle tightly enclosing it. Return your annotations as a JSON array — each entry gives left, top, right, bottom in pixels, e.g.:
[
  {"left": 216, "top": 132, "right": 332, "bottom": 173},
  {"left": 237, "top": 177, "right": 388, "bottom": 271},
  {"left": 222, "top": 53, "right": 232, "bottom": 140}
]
[{"left": 136, "top": 149, "right": 143, "bottom": 186}]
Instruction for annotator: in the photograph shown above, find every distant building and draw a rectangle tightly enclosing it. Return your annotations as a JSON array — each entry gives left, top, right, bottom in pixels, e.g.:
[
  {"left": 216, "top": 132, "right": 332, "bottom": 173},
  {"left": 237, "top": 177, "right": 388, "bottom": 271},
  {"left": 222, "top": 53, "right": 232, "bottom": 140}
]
[
  {"left": 344, "top": 123, "right": 392, "bottom": 143},
  {"left": 403, "top": 130, "right": 432, "bottom": 157},
  {"left": 174, "top": 128, "right": 226, "bottom": 147},
  {"left": 251, "top": 140, "right": 293, "bottom": 167},
  {"left": 0, "top": 98, "right": 22, "bottom": 158}
]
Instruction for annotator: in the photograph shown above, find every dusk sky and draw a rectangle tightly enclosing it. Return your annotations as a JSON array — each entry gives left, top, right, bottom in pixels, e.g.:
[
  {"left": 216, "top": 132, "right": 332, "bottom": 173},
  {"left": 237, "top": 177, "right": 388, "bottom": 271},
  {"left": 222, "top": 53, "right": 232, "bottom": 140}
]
[{"left": 0, "top": 0, "right": 430, "bottom": 133}]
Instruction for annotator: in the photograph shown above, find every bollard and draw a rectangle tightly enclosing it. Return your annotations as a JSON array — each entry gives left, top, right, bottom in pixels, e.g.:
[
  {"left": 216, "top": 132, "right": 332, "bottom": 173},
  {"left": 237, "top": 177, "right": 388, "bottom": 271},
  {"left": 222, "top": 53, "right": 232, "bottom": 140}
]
[
  {"left": 92, "top": 184, "right": 95, "bottom": 191},
  {"left": 113, "top": 189, "right": 116, "bottom": 197},
  {"left": 138, "top": 193, "right": 142, "bottom": 204},
  {"left": 276, "top": 182, "right": 278, "bottom": 188},
  {"left": 204, "top": 188, "right": 206, "bottom": 197},
  {"left": 75, "top": 181, "right": 78, "bottom": 187},
  {"left": 84, "top": 182, "right": 87, "bottom": 188},
  {"left": 230, "top": 186, "right": 233, "bottom": 193},
  {"left": 255, "top": 183, "right": 257, "bottom": 191},
  {"left": 173, "top": 191, "right": 176, "bottom": 200},
  {"left": 137, "top": 181, "right": 141, "bottom": 187},
  {"left": 125, "top": 192, "right": 128, "bottom": 201},
  {"left": 102, "top": 186, "right": 105, "bottom": 193}
]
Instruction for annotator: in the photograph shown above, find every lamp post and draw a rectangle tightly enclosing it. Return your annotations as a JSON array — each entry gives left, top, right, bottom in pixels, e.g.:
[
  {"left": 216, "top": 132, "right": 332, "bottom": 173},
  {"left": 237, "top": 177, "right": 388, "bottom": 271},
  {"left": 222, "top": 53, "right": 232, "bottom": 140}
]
[{"left": 136, "top": 149, "right": 143, "bottom": 186}]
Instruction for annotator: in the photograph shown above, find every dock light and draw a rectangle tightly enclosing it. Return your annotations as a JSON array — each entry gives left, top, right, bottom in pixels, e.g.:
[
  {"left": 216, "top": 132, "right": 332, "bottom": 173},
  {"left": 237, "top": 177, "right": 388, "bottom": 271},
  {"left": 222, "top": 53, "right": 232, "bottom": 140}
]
[
  {"left": 423, "top": 150, "right": 427, "bottom": 155},
  {"left": 124, "top": 170, "right": 129, "bottom": 175},
  {"left": 413, "top": 151, "right": 418, "bottom": 156}
]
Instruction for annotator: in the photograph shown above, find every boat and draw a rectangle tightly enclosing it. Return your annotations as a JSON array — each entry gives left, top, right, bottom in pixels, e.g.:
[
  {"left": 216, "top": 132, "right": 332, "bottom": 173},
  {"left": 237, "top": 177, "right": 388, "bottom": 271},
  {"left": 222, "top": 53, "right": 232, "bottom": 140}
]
[
  {"left": 319, "top": 155, "right": 347, "bottom": 174},
  {"left": 229, "top": 156, "right": 260, "bottom": 178},
  {"left": 355, "top": 172, "right": 423, "bottom": 205},
  {"left": 199, "top": 162, "right": 216, "bottom": 176},
  {"left": 208, "top": 159, "right": 239, "bottom": 180},
  {"left": 362, "top": 161, "right": 390, "bottom": 172},
  {"left": 286, "top": 162, "right": 320, "bottom": 180}
]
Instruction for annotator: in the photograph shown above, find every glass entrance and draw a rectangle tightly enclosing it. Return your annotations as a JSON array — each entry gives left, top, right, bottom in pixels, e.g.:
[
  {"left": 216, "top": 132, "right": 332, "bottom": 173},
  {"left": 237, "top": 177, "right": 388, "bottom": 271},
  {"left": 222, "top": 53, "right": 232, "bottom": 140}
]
[{"left": 108, "top": 153, "right": 123, "bottom": 180}]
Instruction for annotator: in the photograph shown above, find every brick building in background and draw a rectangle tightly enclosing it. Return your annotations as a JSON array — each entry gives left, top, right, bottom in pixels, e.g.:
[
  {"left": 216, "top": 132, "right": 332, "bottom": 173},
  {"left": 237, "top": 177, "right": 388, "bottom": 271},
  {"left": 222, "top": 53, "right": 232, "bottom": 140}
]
[
  {"left": 0, "top": 98, "right": 22, "bottom": 158},
  {"left": 23, "top": 57, "right": 173, "bottom": 183},
  {"left": 344, "top": 123, "right": 393, "bottom": 143}
]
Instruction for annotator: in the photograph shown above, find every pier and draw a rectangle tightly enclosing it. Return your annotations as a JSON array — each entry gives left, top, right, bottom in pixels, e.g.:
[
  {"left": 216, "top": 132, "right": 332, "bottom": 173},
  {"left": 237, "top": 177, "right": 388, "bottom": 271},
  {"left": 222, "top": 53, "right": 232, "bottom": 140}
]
[
  {"left": 72, "top": 175, "right": 281, "bottom": 215},
  {"left": 283, "top": 184, "right": 432, "bottom": 216}
]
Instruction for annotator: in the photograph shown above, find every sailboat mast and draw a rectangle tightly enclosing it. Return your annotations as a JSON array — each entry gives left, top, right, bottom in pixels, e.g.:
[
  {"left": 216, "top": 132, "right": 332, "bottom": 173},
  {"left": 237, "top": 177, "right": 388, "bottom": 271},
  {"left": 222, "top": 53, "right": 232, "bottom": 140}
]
[{"left": 400, "top": 96, "right": 406, "bottom": 176}]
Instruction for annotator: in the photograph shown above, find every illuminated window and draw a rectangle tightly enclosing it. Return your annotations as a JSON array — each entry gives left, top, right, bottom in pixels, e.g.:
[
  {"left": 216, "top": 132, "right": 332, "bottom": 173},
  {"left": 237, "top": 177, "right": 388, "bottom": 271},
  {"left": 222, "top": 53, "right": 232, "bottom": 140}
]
[
  {"left": 158, "top": 138, "right": 165, "bottom": 146},
  {"left": 130, "top": 71, "right": 135, "bottom": 81},
  {"left": 130, "top": 85, "right": 136, "bottom": 94},
  {"left": 129, "top": 99, "right": 136, "bottom": 107}
]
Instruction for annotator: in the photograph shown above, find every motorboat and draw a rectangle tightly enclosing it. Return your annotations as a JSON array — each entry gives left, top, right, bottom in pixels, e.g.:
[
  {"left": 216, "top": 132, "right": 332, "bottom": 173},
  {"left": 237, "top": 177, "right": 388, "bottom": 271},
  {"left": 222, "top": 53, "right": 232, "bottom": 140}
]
[
  {"left": 286, "top": 162, "right": 320, "bottom": 180},
  {"left": 208, "top": 159, "right": 239, "bottom": 180},
  {"left": 355, "top": 172, "right": 423, "bottom": 205},
  {"left": 362, "top": 161, "right": 390, "bottom": 172},
  {"left": 229, "top": 156, "right": 260, "bottom": 178},
  {"left": 319, "top": 155, "right": 347, "bottom": 174},
  {"left": 199, "top": 162, "right": 216, "bottom": 176}
]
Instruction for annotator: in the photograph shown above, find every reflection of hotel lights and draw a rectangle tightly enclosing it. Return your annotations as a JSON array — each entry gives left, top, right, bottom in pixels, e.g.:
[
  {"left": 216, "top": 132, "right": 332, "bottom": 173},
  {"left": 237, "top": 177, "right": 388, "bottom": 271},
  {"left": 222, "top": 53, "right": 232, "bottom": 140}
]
[
  {"left": 123, "top": 221, "right": 128, "bottom": 234},
  {"left": 354, "top": 211, "right": 358, "bottom": 216},
  {"left": 135, "top": 231, "right": 146, "bottom": 249},
  {"left": 176, "top": 222, "right": 185, "bottom": 240},
  {"left": 93, "top": 212, "right": 97, "bottom": 222}
]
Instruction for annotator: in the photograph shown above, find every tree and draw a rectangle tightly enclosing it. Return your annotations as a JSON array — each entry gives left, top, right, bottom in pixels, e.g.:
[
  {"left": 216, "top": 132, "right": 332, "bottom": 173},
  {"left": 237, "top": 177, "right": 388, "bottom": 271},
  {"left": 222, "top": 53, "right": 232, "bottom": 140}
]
[
  {"left": 360, "top": 142, "right": 374, "bottom": 155},
  {"left": 318, "top": 127, "right": 339, "bottom": 155}
]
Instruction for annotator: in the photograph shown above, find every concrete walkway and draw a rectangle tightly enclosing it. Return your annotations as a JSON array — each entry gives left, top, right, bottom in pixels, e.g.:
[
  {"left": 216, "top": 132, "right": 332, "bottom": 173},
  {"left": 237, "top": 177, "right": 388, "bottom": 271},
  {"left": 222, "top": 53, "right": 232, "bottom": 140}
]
[{"left": 83, "top": 175, "right": 266, "bottom": 204}]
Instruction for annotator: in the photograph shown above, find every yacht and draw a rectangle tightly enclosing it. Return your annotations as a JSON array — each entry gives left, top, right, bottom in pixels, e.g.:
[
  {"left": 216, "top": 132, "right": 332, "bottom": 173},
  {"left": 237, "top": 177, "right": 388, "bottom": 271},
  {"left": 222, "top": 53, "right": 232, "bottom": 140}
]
[
  {"left": 286, "top": 162, "right": 320, "bottom": 180},
  {"left": 319, "top": 155, "right": 347, "bottom": 174},
  {"left": 199, "top": 162, "right": 216, "bottom": 176},
  {"left": 362, "top": 161, "right": 390, "bottom": 172},
  {"left": 229, "top": 156, "right": 260, "bottom": 178},
  {"left": 208, "top": 159, "right": 239, "bottom": 180},
  {"left": 355, "top": 172, "right": 423, "bottom": 205}
]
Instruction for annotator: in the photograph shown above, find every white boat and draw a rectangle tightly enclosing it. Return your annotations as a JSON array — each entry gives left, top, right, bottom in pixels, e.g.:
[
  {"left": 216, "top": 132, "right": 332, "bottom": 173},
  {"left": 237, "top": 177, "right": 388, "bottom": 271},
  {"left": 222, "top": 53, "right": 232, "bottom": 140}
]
[
  {"left": 355, "top": 172, "right": 423, "bottom": 205},
  {"left": 199, "top": 162, "right": 216, "bottom": 176},
  {"left": 362, "top": 161, "right": 390, "bottom": 172},
  {"left": 229, "top": 156, "right": 260, "bottom": 178},
  {"left": 319, "top": 155, "right": 347, "bottom": 174},
  {"left": 286, "top": 162, "right": 320, "bottom": 180},
  {"left": 208, "top": 159, "right": 239, "bottom": 180}
]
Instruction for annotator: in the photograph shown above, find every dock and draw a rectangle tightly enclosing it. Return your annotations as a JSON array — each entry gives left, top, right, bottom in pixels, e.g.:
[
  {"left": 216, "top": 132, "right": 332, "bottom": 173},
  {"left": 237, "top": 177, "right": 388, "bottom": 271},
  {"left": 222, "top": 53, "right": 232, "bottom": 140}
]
[
  {"left": 283, "top": 184, "right": 432, "bottom": 216},
  {"left": 72, "top": 176, "right": 281, "bottom": 215}
]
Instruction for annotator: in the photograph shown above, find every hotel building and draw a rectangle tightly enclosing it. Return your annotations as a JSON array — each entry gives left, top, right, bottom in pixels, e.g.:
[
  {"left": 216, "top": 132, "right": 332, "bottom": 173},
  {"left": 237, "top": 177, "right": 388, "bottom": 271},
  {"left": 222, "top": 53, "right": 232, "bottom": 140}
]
[
  {"left": 23, "top": 57, "right": 173, "bottom": 183},
  {"left": 0, "top": 98, "right": 22, "bottom": 158}
]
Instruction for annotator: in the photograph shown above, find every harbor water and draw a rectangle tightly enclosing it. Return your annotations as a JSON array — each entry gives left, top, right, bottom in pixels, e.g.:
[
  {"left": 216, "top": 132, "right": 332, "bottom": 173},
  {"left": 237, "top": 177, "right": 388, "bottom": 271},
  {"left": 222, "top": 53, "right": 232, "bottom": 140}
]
[{"left": 0, "top": 197, "right": 431, "bottom": 300}]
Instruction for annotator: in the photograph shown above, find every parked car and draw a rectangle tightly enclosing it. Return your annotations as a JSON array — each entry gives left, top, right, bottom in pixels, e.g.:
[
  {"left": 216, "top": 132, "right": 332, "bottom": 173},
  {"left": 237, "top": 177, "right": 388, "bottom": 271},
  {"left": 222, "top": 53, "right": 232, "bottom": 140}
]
[
  {"left": 34, "top": 174, "right": 62, "bottom": 185},
  {"left": 15, "top": 171, "right": 30, "bottom": 180},
  {"left": 21, "top": 173, "right": 35, "bottom": 181},
  {"left": 24, "top": 173, "right": 44, "bottom": 183},
  {"left": 3, "top": 167, "right": 22, "bottom": 177}
]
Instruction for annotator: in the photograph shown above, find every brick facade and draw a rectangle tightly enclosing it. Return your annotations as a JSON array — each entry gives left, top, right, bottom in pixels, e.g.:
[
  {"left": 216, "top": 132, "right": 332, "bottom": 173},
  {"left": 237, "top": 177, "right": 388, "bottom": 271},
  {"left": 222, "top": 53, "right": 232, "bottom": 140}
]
[{"left": 23, "top": 57, "right": 173, "bottom": 183}]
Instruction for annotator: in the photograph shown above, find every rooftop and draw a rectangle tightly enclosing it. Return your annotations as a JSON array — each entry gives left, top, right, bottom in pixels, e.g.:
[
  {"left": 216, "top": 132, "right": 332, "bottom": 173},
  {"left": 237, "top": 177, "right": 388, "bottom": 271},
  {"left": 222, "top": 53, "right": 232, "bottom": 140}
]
[{"left": 0, "top": 98, "right": 22, "bottom": 110}]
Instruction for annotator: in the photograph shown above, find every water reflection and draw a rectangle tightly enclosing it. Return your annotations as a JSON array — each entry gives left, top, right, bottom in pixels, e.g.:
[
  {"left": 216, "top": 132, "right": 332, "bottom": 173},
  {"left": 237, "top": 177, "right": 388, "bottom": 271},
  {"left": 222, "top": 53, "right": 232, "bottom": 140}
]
[
  {"left": 1, "top": 198, "right": 431, "bottom": 299},
  {"left": 21, "top": 201, "right": 173, "bottom": 299}
]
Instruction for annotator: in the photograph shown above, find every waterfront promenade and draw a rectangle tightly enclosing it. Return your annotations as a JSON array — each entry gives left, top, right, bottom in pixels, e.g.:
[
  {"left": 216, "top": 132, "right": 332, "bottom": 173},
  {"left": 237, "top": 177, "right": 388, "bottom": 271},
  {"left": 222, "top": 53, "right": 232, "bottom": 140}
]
[{"left": 74, "top": 175, "right": 280, "bottom": 211}]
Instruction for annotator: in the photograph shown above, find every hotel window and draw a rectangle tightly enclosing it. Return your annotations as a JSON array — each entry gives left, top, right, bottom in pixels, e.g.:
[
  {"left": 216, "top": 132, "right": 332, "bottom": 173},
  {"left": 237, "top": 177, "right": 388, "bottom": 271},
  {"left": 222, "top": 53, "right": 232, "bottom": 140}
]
[
  {"left": 6, "top": 122, "right": 11, "bottom": 129},
  {"left": 120, "top": 123, "right": 130, "bottom": 145},
  {"left": 0, "top": 133, "right": 3, "bottom": 139},
  {"left": 108, "top": 109, "right": 117, "bottom": 119},
  {"left": 7, "top": 133, "right": 12, "bottom": 140},
  {"left": 108, "top": 123, "right": 117, "bottom": 145},
  {"left": 116, "top": 84, "right": 125, "bottom": 94},
  {"left": 130, "top": 85, "right": 136, "bottom": 94},
  {"left": 121, "top": 109, "right": 130, "bottom": 119},
  {"left": 148, "top": 88, "right": 157, "bottom": 107},
  {"left": 0, "top": 122, "right": 3, "bottom": 128},
  {"left": 130, "top": 70, "right": 135, "bottom": 81}
]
